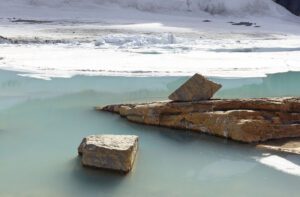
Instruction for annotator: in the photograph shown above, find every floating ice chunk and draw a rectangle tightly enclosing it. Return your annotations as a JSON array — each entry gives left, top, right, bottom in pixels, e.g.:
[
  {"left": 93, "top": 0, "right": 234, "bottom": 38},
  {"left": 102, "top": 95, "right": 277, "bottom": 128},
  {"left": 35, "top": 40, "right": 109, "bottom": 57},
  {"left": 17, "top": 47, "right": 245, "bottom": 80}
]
[{"left": 95, "top": 33, "right": 177, "bottom": 48}]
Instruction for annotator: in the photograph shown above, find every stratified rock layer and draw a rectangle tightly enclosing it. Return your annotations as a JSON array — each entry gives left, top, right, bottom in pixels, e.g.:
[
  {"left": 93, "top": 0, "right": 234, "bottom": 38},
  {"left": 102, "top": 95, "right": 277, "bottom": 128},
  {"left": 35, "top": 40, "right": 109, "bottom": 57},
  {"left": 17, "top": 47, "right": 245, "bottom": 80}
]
[
  {"left": 78, "top": 135, "right": 138, "bottom": 172},
  {"left": 168, "top": 73, "right": 222, "bottom": 101},
  {"left": 257, "top": 138, "right": 300, "bottom": 155},
  {"left": 98, "top": 97, "right": 300, "bottom": 143}
]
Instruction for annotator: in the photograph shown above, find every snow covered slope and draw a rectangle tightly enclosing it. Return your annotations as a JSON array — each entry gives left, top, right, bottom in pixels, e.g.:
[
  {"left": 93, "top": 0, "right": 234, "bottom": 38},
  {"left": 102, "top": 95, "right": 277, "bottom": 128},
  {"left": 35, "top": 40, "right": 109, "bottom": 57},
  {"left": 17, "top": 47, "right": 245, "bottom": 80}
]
[
  {"left": 0, "top": 0, "right": 296, "bottom": 19},
  {"left": 0, "top": 0, "right": 300, "bottom": 79}
]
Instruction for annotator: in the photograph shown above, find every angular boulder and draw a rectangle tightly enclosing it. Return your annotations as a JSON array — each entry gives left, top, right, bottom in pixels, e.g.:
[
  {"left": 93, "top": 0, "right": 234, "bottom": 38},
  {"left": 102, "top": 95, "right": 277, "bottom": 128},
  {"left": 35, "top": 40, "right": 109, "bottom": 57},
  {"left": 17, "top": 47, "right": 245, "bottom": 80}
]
[
  {"left": 168, "top": 73, "right": 222, "bottom": 101},
  {"left": 78, "top": 135, "right": 138, "bottom": 173}
]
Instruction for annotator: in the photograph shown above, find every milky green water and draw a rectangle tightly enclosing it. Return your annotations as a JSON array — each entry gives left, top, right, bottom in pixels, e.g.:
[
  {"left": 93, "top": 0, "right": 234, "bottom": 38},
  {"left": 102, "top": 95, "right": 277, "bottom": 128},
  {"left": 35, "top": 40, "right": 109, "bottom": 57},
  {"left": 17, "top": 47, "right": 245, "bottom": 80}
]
[{"left": 0, "top": 70, "right": 300, "bottom": 197}]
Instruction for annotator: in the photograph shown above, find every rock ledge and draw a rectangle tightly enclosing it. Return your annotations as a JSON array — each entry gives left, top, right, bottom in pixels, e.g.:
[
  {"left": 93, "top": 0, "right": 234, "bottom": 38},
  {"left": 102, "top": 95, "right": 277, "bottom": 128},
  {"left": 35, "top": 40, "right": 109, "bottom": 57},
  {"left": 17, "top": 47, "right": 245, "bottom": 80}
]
[{"left": 97, "top": 97, "right": 300, "bottom": 143}]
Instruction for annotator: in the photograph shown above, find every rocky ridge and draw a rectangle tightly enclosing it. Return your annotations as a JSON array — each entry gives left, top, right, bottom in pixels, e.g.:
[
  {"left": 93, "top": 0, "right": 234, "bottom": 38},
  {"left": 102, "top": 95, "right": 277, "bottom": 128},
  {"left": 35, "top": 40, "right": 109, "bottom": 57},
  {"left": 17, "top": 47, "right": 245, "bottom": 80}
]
[{"left": 98, "top": 97, "right": 300, "bottom": 143}]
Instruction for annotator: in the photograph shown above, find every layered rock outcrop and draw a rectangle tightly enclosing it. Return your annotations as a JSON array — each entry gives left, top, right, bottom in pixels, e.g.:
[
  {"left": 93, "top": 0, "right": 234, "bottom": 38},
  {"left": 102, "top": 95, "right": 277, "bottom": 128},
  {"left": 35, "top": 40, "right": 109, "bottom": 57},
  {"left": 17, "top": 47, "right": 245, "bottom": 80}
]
[
  {"left": 98, "top": 98, "right": 300, "bottom": 143},
  {"left": 257, "top": 138, "right": 300, "bottom": 154},
  {"left": 78, "top": 135, "right": 139, "bottom": 173},
  {"left": 97, "top": 74, "right": 300, "bottom": 145}
]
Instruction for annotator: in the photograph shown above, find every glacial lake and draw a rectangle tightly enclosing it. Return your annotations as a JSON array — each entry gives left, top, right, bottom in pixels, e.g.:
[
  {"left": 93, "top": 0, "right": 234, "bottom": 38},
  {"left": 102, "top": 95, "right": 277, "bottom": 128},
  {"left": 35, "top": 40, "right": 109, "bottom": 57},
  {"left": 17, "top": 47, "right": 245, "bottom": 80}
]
[{"left": 0, "top": 70, "right": 299, "bottom": 196}]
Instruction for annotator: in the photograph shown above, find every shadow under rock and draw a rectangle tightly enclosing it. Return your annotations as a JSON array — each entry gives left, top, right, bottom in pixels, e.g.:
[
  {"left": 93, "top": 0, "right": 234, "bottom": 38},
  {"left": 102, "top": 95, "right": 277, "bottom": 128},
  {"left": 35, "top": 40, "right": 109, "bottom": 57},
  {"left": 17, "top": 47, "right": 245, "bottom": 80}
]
[{"left": 69, "top": 157, "right": 127, "bottom": 190}]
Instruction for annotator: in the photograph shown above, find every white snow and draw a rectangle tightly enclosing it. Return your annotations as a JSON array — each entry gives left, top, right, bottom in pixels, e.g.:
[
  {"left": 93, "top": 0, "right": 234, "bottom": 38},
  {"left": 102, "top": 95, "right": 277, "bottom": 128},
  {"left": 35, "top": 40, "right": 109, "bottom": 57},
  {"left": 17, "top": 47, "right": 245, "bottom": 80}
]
[
  {"left": 1, "top": 0, "right": 295, "bottom": 18},
  {"left": 257, "top": 155, "right": 300, "bottom": 176},
  {"left": 0, "top": 0, "right": 300, "bottom": 79}
]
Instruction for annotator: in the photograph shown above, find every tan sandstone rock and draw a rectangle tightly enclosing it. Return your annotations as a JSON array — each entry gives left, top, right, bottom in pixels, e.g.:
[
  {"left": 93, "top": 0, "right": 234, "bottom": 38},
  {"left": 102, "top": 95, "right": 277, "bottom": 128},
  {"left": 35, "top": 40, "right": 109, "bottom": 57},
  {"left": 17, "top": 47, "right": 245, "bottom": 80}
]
[
  {"left": 78, "top": 135, "right": 138, "bottom": 173},
  {"left": 98, "top": 97, "right": 300, "bottom": 143},
  {"left": 168, "top": 73, "right": 222, "bottom": 101},
  {"left": 257, "top": 138, "right": 300, "bottom": 155}
]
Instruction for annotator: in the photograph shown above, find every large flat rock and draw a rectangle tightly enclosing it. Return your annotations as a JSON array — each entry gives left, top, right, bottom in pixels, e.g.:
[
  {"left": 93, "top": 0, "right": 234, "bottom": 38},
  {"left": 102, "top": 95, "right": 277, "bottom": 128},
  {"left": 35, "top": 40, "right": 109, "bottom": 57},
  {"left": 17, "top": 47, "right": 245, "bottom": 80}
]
[
  {"left": 78, "top": 135, "right": 139, "bottom": 173},
  {"left": 98, "top": 97, "right": 300, "bottom": 143},
  {"left": 168, "top": 73, "right": 222, "bottom": 101}
]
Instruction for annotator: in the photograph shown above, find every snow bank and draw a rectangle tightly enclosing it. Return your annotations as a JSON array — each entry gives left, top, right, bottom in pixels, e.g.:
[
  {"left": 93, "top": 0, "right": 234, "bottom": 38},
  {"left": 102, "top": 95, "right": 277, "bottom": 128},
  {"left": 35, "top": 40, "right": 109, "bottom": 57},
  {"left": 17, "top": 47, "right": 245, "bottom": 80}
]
[
  {"left": 257, "top": 155, "right": 300, "bottom": 176},
  {"left": 3, "top": 0, "right": 293, "bottom": 17}
]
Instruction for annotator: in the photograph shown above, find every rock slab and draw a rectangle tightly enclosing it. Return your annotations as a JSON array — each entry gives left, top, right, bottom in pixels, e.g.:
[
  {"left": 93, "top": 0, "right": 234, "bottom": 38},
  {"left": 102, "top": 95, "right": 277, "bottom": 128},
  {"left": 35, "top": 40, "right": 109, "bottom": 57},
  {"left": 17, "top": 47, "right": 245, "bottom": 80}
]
[
  {"left": 98, "top": 97, "right": 300, "bottom": 143},
  {"left": 168, "top": 73, "right": 222, "bottom": 101},
  {"left": 257, "top": 138, "right": 300, "bottom": 155},
  {"left": 78, "top": 135, "right": 138, "bottom": 172}
]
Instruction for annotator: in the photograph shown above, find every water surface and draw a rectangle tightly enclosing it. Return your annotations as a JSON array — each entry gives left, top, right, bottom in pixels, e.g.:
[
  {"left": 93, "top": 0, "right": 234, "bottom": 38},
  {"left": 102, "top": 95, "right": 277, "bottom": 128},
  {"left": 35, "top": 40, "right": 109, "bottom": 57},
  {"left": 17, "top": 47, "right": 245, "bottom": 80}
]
[{"left": 0, "top": 70, "right": 299, "bottom": 197}]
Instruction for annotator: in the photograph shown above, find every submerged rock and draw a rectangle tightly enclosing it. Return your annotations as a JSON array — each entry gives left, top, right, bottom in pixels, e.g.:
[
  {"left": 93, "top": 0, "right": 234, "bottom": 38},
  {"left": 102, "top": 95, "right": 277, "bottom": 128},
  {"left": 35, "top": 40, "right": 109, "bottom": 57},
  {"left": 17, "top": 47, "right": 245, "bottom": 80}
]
[
  {"left": 78, "top": 135, "right": 138, "bottom": 173},
  {"left": 257, "top": 138, "right": 300, "bottom": 155},
  {"left": 98, "top": 97, "right": 300, "bottom": 143},
  {"left": 168, "top": 73, "right": 222, "bottom": 101}
]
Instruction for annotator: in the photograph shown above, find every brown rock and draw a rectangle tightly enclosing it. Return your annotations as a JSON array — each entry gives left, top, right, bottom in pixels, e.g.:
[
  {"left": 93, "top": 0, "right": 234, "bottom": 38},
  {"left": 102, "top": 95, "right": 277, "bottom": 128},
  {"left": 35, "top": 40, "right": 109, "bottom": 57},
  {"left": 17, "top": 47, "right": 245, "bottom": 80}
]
[
  {"left": 168, "top": 73, "right": 222, "bottom": 101},
  {"left": 98, "top": 97, "right": 300, "bottom": 143},
  {"left": 257, "top": 138, "right": 300, "bottom": 155},
  {"left": 78, "top": 135, "right": 138, "bottom": 173}
]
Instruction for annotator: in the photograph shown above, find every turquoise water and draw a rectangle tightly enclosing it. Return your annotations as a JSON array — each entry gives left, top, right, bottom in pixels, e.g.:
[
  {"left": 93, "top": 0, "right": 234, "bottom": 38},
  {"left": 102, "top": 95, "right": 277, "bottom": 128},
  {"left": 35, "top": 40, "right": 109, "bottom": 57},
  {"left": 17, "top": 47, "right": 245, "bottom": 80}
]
[{"left": 0, "top": 70, "right": 300, "bottom": 197}]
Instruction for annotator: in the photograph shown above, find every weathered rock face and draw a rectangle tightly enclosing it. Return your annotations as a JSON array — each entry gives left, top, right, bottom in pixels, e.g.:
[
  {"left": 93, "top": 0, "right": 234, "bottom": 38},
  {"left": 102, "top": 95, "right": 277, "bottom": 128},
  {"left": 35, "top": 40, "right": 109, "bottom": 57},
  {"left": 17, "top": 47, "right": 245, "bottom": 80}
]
[
  {"left": 78, "top": 135, "right": 139, "bottom": 173},
  {"left": 275, "top": 0, "right": 300, "bottom": 16},
  {"left": 98, "top": 97, "right": 300, "bottom": 143},
  {"left": 168, "top": 73, "right": 222, "bottom": 101},
  {"left": 257, "top": 138, "right": 300, "bottom": 155}
]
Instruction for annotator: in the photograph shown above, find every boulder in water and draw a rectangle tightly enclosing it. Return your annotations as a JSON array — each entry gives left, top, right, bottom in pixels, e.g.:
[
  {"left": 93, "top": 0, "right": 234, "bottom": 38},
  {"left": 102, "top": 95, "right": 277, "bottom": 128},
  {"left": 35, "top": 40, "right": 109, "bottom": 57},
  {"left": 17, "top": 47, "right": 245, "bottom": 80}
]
[{"left": 78, "top": 135, "right": 139, "bottom": 173}]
